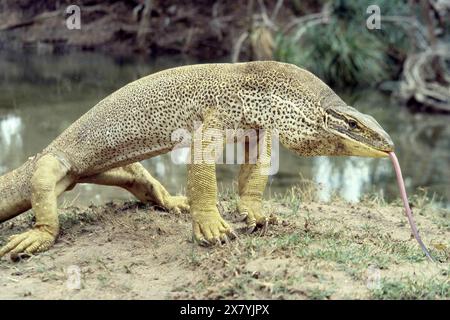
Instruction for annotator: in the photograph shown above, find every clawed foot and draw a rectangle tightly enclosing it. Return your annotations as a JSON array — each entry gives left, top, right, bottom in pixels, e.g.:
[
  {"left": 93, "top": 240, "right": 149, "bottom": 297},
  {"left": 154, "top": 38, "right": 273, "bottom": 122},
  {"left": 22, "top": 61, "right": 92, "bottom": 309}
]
[
  {"left": 238, "top": 200, "right": 269, "bottom": 235},
  {"left": 162, "top": 195, "right": 190, "bottom": 214},
  {"left": 0, "top": 227, "right": 56, "bottom": 259},
  {"left": 192, "top": 209, "right": 238, "bottom": 246}
]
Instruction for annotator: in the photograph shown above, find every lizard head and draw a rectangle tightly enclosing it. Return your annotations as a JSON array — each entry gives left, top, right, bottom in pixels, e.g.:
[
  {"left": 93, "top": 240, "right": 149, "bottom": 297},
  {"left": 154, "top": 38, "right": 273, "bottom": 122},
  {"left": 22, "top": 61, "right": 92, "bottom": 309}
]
[
  {"left": 319, "top": 105, "right": 394, "bottom": 157},
  {"left": 277, "top": 102, "right": 395, "bottom": 157},
  {"left": 272, "top": 64, "right": 394, "bottom": 158},
  {"left": 243, "top": 62, "right": 394, "bottom": 158},
  {"left": 278, "top": 103, "right": 394, "bottom": 158},
  {"left": 278, "top": 105, "right": 394, "bottom": 158},
  {"left": 273, "top": 78, "right": 393, "bottom": 158}
]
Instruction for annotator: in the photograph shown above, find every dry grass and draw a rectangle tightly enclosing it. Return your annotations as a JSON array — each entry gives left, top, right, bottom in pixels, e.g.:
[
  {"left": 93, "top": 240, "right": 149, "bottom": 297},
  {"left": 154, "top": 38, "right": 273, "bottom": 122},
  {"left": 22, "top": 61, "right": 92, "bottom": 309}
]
[{"left": 0, "top": 185, "right": 448, "bottom": 300}]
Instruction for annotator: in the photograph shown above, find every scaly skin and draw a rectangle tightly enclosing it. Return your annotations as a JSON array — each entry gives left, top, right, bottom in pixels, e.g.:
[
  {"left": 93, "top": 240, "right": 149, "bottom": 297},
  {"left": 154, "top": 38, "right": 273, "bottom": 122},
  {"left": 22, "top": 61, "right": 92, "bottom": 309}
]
[
  {"left": 0, "top": 61, "right": 394, "bottom": 258},
  {"left": 78, "top": 163, "right": 189, "bottom": 213},
  {"left": 187, "top": 110, "right": 234, "bottom": 244},
  {"left": 238, "top": 130, "right": 272, "bottom": 233}
]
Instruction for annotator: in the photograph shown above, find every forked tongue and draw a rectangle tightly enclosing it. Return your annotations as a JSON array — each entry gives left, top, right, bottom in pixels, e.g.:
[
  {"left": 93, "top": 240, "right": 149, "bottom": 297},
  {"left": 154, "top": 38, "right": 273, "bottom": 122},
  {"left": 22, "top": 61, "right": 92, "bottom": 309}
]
[{"left": 389, "top": 152, "right": 434, "bottom": 262}]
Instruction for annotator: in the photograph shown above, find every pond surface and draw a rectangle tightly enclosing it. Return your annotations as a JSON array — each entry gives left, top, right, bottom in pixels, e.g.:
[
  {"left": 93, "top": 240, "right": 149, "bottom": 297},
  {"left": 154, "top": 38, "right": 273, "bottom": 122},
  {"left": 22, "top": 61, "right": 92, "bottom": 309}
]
[{"left": 0, "top": 51, "right": 449, "bottom": 207}]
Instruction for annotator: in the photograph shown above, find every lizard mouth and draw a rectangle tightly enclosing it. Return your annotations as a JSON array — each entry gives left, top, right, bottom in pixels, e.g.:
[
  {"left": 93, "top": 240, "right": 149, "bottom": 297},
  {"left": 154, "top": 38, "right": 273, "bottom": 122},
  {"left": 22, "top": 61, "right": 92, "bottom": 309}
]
[
  {"left": 342, "top": 136, "right": 394, "bottom": 158},
  {"left": 327, "top": 126, "right": 394, "bottom": 158}
]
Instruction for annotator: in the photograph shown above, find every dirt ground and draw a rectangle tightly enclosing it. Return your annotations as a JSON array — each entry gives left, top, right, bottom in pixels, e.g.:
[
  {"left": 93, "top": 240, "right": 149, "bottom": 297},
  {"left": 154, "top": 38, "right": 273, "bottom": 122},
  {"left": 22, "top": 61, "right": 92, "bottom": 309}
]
[{"left": 0, "top": 191, "right": 449, "bottom": 300}]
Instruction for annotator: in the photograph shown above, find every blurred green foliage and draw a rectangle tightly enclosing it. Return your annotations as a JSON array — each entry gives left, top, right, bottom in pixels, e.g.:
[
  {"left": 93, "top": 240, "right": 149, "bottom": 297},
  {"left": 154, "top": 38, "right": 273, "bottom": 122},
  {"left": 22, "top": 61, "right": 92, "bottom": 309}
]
[{"left": 275, "top": 0, "right": 411, "bottom": 87}]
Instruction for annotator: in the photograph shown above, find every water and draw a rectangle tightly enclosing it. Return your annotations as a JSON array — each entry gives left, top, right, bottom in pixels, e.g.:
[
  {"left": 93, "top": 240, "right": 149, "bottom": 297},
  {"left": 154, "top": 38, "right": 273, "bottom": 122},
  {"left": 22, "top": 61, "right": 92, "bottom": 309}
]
[{"left": 0, "top": 51, "right": 449, "bottom": 207}]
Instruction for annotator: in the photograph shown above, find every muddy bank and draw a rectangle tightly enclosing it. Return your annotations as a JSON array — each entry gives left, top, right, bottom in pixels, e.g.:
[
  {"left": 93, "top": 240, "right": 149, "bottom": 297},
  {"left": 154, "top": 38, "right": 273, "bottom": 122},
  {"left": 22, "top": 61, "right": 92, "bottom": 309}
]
[{"left": 0, "top": 196, "right": 448, "bottom": 299}]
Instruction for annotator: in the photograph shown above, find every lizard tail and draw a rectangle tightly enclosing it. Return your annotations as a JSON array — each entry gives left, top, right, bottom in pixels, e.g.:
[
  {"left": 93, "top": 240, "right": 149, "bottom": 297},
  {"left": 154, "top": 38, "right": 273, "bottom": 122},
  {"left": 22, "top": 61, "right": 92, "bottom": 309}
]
[{"left": 0, "top": 160, "right": 33, "bottom": 223}]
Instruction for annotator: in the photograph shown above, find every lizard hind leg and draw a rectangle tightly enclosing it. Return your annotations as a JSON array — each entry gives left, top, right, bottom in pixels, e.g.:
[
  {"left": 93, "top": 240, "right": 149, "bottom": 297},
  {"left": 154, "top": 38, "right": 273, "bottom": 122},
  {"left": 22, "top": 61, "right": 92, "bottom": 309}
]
[
  {"left": 0, "top": 153, "right": 73, "bottom": 258},
  {"left": 78, "top": 162, "right": 189, "bottom": 214}
]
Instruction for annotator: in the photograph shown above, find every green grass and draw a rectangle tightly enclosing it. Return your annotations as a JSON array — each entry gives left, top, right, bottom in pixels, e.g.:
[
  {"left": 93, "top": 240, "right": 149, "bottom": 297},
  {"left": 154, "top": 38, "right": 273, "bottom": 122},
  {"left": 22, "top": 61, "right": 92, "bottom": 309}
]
[
  {"left": 372, "top": 277, "right": 450, "bottom": 299},
  {"left": 1, "top": 187, "right": 448, "bottom": 300},
  {"left": 184, "top": 186, "right": 449, "bottom": 299},
  {"left": 275, "top": 0, "right": 411, "bottom": 87}
]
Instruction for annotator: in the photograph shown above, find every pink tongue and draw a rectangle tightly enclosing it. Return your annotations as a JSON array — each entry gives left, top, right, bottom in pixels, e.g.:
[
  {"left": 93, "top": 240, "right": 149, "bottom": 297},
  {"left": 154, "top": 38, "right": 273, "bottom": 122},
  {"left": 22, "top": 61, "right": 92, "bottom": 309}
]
[{"left": 389, "top": 152, "right": 434, "bottom": 262}]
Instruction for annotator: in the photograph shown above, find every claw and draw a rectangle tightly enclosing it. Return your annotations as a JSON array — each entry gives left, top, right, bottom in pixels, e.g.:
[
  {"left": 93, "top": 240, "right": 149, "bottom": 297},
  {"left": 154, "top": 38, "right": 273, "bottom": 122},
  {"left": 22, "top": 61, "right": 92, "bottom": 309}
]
[
  {"left": 230, "top": 230, "right": 239, "bottom": 240},
  {"left": 199, "top": 238, "right": 210, "bottom": 246},
  {"left": 238, "top": 202, "right": 270, "bottom": 235},
  {"left": 246, "top": 224, "right": 256, "bottom": 234},
  {"left": 259, "top": 219, "right": 269, "bottom": 236},
  {"left": 239, "top": 211, "right": 249, "bottom": 222},
  {"left": 0, "top": 229, "right": 55, "bottom": 259},
  {"left": 10, "top": 252, "right": 31, "bottom": 262},
  {"left": 221, "top": 234, "right": 230, "bottom": 245},
  {"left": 191, "top": 207, "right": 240, "bottom": 248},
  {"left": 165, "top": 196, "right": 190, "bottom": 214}
]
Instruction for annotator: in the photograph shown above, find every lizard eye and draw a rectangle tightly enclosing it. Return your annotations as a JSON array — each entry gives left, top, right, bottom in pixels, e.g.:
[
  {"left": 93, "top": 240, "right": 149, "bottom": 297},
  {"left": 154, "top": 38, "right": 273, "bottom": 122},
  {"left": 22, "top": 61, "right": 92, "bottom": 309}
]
[{"left": 348, "top": 120, "right": 358, "bottom": 129}]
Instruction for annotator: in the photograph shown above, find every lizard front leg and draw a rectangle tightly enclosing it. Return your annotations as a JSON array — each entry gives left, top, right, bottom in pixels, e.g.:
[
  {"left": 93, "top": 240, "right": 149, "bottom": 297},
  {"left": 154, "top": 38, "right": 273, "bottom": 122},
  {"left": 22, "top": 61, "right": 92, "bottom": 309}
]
[
  {"left": 238, "top": 130, "right": 271, "bottom": 233},
  {"left": 0, "top": 154, "right": 72, "bottom": 257},
  {"left": 79, "top": 163, "right": 189, "bottom": 213},
  {"left": 187, "top": 114, "right": 235, "bottom": 245}
]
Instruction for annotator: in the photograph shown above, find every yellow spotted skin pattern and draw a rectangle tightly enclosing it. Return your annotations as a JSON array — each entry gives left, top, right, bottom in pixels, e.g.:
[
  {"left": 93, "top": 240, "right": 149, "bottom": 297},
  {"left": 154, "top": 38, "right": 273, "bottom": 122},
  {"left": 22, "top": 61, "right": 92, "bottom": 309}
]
[{"left": 0, "top": 61, "right": 394, "bottom": 257}]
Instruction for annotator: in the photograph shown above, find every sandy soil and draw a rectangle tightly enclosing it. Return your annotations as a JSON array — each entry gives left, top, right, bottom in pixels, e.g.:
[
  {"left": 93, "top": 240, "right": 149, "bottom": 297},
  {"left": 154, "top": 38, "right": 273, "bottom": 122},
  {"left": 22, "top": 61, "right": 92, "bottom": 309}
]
[{"left": 0, "top": 196, "right": 448, "bottom": 300}]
